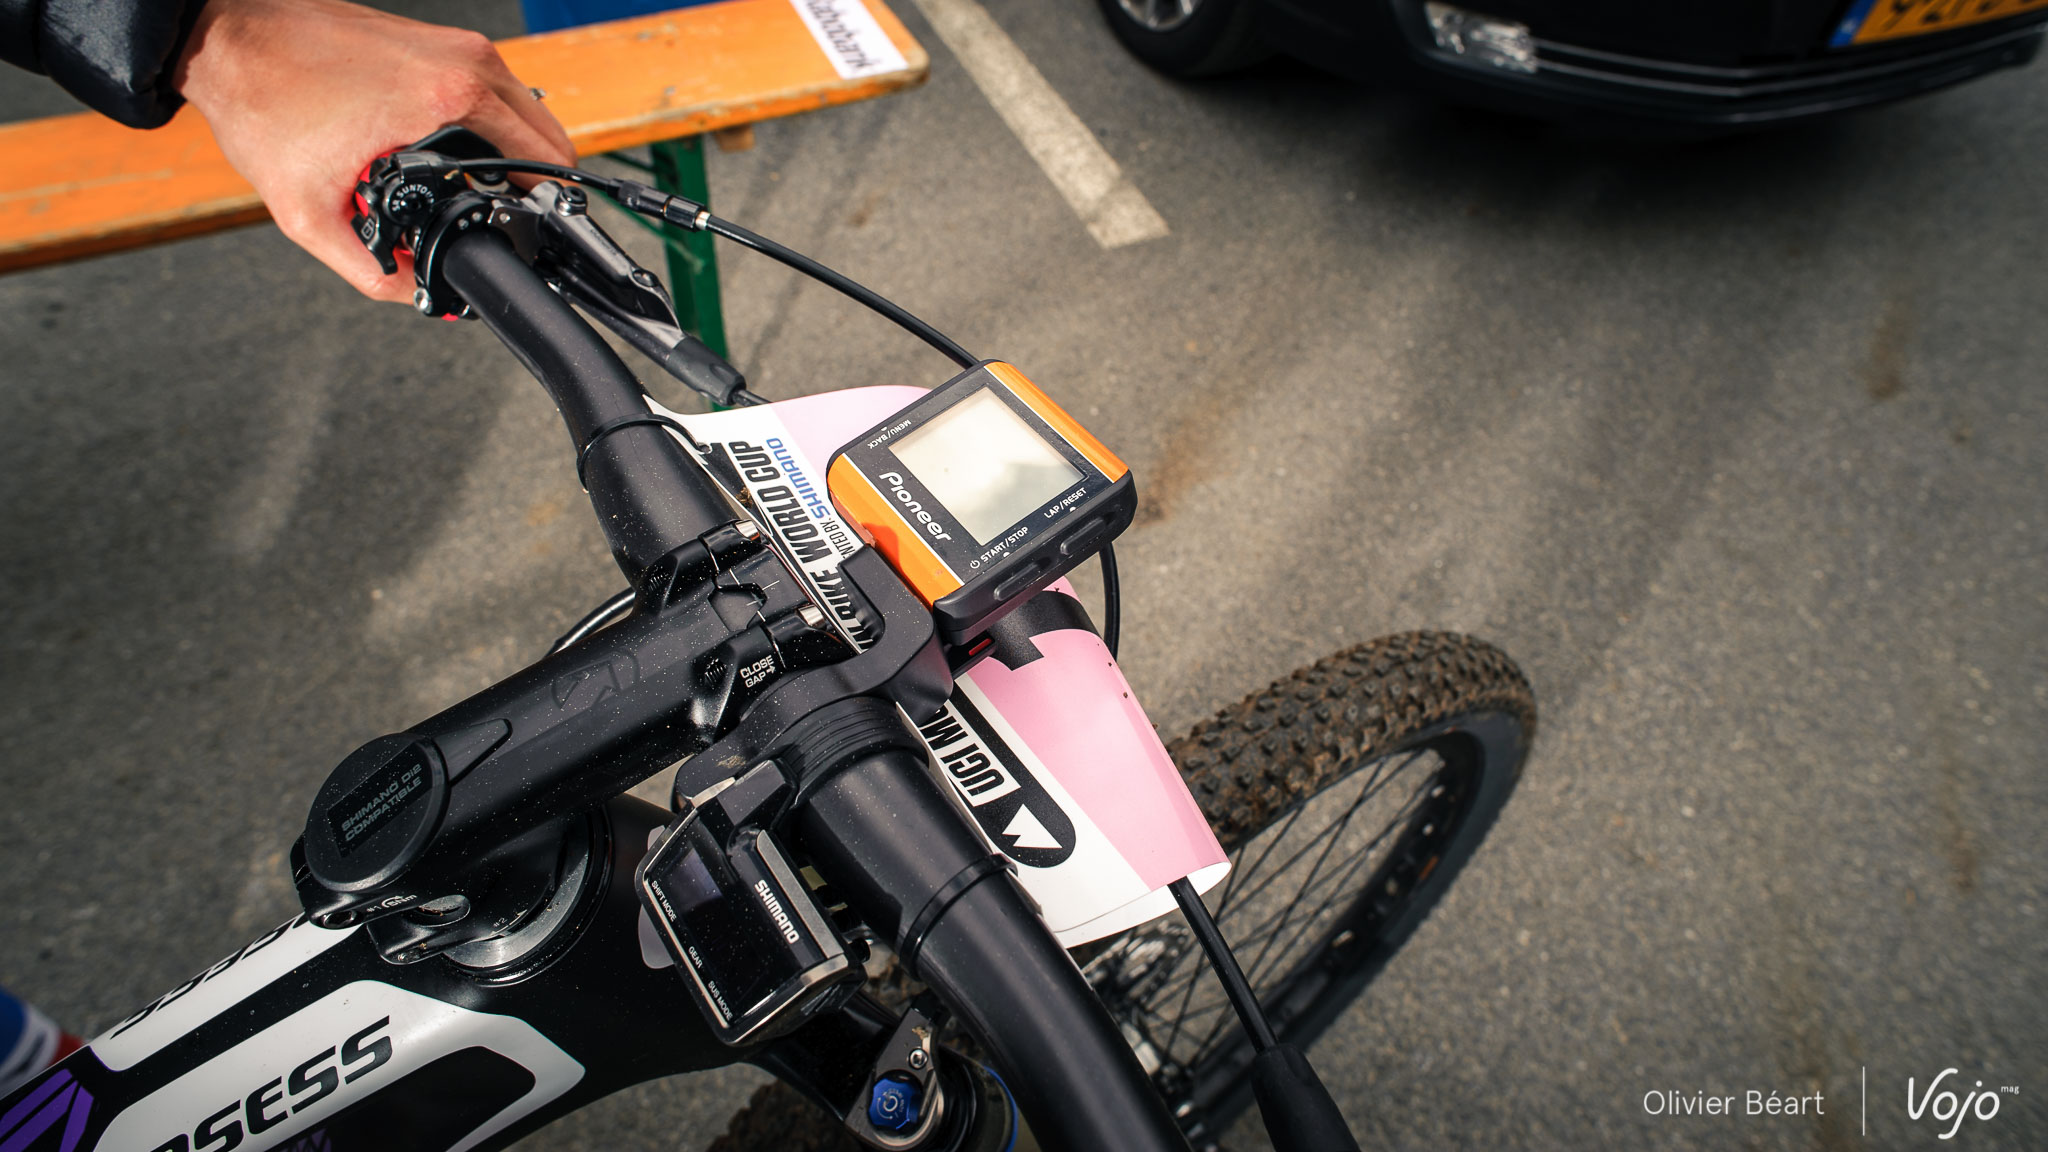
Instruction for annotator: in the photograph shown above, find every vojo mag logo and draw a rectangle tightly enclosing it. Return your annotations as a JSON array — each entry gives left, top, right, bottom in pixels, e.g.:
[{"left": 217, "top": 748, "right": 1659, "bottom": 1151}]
[{"left": 1905, "top": 1067, "right": 2015, "bottom": 1141}]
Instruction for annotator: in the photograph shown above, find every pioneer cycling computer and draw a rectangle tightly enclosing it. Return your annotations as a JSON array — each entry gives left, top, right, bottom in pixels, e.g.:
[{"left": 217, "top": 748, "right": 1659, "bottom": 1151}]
[{"left": 828, "top": 362, "right": 1135, "bottom": 644}]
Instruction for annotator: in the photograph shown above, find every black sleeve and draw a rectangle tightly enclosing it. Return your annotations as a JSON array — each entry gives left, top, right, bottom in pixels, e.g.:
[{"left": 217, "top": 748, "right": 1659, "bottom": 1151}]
[{"left": 0, "top": 0, "right": 211, "bottom": 129}]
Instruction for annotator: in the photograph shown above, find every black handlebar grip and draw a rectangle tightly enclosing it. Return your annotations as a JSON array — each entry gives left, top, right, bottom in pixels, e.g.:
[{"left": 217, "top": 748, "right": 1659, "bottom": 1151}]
[{"left": 438, "top": 226, "right": 735, "bottom": 579}]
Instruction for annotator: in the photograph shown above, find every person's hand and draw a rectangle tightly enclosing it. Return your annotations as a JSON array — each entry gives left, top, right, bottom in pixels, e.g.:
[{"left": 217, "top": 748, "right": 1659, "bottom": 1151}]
[{"left": 175, "top": 0, "right": 577, "bottom": 302}]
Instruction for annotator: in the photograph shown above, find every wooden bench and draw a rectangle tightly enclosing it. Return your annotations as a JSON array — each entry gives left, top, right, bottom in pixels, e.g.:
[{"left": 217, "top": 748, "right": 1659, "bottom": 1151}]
[{"left": 0, "top": 0, "right": 928, "bottom": 354}]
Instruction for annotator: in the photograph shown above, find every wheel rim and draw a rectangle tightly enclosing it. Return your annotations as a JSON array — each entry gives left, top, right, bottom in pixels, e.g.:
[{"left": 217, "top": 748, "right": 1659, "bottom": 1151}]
[
  {"left": 1115, "top": 0, "right": 1202, "bottom": 33},
  {"left": 1082, "top": 731, "right": 1486, "bottom": 1127}
]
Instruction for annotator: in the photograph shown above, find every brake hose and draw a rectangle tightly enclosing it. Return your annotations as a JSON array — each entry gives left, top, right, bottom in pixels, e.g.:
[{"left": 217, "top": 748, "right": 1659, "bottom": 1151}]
[
  {"left": 550, "top": 588, "right": 635, "bottom": 654},
  {"left": 1098, "top": 545, "right": 1121, "bottom": 658},
  {"left": 453, "top": 159, "right": 975, "bottom": 369},
  {"left": 700, "top": 215, "right": 977, "bottom": 370}
]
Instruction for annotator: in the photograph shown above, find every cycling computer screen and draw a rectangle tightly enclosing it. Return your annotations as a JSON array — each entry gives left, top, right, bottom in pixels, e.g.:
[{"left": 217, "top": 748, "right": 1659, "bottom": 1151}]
[{"left": 828, "top": 362, "right": 1135, "bottom": 643}]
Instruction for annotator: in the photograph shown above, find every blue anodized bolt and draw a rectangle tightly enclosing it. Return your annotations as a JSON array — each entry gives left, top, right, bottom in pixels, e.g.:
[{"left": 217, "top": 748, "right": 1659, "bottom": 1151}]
[{"left": 868, "top": 1073, "right": 923, "bottom": 1132}]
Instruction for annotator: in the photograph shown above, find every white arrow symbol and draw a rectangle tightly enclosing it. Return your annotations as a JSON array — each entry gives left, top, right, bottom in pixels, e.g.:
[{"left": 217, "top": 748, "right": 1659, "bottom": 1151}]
[{"left": 1000, "top": 807, "right": 1061, "bottom": 851}]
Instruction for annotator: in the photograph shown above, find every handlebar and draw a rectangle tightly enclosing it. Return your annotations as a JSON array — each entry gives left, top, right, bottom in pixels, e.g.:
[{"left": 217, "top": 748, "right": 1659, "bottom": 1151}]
[
  {"left": 440, "top": 226, "right": 733, "bottom": 579},
  {"left": 315, "top": 215, "right": 1189, "bottom": 1150}
]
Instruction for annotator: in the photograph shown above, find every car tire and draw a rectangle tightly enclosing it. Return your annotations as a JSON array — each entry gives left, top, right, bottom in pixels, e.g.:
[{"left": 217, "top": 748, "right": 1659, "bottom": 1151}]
[{"left": 1095, "top": 0, "right": 1271, "bottom": 78}]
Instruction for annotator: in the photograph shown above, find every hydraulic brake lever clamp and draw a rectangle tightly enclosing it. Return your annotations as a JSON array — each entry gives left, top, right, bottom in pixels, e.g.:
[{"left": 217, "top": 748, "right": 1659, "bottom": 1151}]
[
  {"left": 356, "top": 135, "right": 747, "bottom": 400},
  {"left": 410, "top": 193, "right": 498, "bottom": 319},
  {"left": 527, "top": 182, "right": 749, "bottom": 407}
]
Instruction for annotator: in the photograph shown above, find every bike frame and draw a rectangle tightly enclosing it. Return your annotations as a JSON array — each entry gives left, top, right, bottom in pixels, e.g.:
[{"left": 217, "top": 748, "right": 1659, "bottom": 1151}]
[{"left": 3, "top": 214, "right": 1191, "bottom": 1152}]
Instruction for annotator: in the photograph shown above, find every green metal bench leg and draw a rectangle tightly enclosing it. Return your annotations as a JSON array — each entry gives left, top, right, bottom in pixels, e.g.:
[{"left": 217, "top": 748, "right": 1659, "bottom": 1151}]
[{"left": 650, "top": 135, "right": 728, "bottom": 359}]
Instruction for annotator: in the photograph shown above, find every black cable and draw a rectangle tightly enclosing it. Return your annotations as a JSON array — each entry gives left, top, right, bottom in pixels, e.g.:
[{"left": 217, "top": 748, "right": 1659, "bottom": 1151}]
[
  {"left": 703, "top": 216, "right": 977, "bottom": 370},
  {"left": 550, "top": 588, "right": 636, "bottom": 655},
  {"left": 575, "top": 412, "right": 705, "bottom": 490},
  {"left": 454, "top": 157, "right": 619, "bottom": 194},
  {"left": 1169, "top": 877, "right": 1279, "bottom": 1052},
  {"left": 1098, "top": 544, "right": 1121, "bottom": 659},
  {"left": 457, "top": 159, "right": 978, "bottom": 372}
]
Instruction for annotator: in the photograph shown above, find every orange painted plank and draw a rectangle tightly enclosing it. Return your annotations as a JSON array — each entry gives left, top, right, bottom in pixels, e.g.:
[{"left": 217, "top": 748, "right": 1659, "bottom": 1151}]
[
  {"left": 0, "top": 113, "right": 272, "bottom": 272},
  {"left": 501, "top": 0, "right": 927, "bottom": 155},
  {"left": 0, "top": 0, "right": 926, "bottom": 273}
]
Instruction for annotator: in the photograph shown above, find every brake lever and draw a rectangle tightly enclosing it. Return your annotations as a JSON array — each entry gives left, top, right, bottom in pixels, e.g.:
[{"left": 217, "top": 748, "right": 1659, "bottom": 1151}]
[
  {"left": 523, "top": 182, "right": 749, "bottom": 407},
  {"left": 555, "top": 266, "right": 749, "bottom": 407},
  {"left": 350, "top": 135, "right": 737, "bottom": 400},
  {"left": 531, "top": 183, "right": 674, "bottom": 318}
]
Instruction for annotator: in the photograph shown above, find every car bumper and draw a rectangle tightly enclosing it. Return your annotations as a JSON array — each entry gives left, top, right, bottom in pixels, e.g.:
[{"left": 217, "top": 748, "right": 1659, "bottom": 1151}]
[{"left": 1266, "top": 0, "right": 2047, "bottom": 128}]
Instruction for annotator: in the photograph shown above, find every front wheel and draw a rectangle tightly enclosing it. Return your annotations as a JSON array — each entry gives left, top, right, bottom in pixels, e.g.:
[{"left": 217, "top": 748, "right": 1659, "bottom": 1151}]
[
  {"left": 1082, "top": 631, "right": 1536, "bottom": 1142},
  {"left": 1095, "top": 0, "right": 1271, "bottom": 78},
  {"left": 707, "top": 632, "right": 1534, "bottom": 1152}
]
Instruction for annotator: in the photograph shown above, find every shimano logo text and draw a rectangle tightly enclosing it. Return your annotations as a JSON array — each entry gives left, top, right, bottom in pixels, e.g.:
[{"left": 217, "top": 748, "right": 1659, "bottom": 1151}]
[{"left": 755, "top": 879, "right": 801, "bottom": 945}]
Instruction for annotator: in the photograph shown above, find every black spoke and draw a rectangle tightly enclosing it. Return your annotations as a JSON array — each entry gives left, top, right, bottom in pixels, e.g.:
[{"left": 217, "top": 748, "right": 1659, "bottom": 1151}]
[
  {"left": 1154, "top": 796, "right": 1326, "bottom": 1059},
  {"left": 1207, "top": 750, "right": 1424, "bottom": 921},
  {"left": 1240, "top": 772, "right": 1437, "bottom": 995},
  {"left": 1157, "top": 929, "right": 1211, "bottom": 1058},
  {"left": 1205, "top": 798, "right": 1364, "bottom": 925},
  {"left": 1140, "top": 961, "right": 1204, "bottom": 1008},
  {"left": 1083, "top": 635, "right": 1532, "bottom": 1136},
  {"left": 1224, "top": 833, "right": 1382, "bottom": 962},
  {"left": 1127, "top": 748, "right": 1443, "bottom": 1071},
  {"left": 1190, "top": 780, "right": 1374, "bottom": 1059},
  {"left": 1212, "top": 799, "right": 1307, "bottom": 918},
  {"left": 1243, "top": 823, "right": 1400, "bottom": 992}
]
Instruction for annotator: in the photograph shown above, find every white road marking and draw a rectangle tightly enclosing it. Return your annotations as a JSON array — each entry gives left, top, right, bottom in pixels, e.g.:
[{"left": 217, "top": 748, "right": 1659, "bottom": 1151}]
[{"left": 907, "top": 0, "right": 1170, "bottom": 248}]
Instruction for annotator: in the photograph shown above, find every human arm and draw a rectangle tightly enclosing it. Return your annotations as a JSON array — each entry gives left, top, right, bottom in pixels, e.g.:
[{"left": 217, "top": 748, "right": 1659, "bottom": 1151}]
[
  {"left": 174, "top": 0, "right": 578, "bottom": 302},
  {"left": 0, "top": 0, "right": 206, "bottom": 127},
  {"left": 1, "top": 0, "right": 577, "bottom": 302}
]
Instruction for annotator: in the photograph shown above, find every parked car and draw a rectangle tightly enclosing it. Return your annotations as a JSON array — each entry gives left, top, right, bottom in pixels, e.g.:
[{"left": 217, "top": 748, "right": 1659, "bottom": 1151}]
[{"left": 1097, "top": 0, "right": 2048, "bottom": 129}]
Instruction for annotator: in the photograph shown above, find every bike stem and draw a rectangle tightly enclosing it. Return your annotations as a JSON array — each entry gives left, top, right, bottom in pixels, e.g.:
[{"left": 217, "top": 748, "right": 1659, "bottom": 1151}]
[{"left": 1169, "top": 879, "right": 1362, "bottom": 1152}]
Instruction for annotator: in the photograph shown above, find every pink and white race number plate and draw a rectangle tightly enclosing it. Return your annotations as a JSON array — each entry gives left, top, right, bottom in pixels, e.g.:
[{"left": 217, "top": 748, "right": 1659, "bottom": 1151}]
[{"left": 650, "top": 387, "right": 1227, "bottom": 945}]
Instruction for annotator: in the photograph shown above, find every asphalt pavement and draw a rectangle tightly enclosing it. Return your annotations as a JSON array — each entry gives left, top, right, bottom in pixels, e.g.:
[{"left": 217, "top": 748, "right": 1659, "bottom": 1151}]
[{"left": 1, "top": 1, "right": 2043, "bottom": 1149}]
